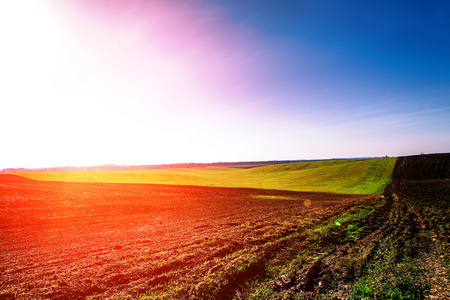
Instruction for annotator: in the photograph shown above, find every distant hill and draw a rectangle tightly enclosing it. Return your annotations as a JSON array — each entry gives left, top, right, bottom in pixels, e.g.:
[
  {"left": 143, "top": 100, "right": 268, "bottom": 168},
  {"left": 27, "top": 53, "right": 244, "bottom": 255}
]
[
  {"left": 9, "top": 157, "right": 395, "bottom": 194},
  {"left": 0, "top": 158, "right": 382, "bottom": 173}
]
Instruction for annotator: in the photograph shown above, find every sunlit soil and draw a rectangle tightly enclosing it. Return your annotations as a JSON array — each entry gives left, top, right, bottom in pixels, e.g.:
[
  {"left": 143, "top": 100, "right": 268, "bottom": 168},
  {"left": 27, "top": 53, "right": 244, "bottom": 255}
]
[
  {"left": 0, "top": 174, "right": 369, "bottom": 299},
  {"left": 1, "top": 152, "right": 449, "bottom": 300}
]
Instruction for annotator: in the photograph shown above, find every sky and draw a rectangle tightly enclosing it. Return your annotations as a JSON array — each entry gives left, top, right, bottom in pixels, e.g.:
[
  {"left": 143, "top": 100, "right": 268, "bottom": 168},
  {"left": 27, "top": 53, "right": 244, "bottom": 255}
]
[{"left": 0, "top": 0, "right": 449, "bottom": 169}]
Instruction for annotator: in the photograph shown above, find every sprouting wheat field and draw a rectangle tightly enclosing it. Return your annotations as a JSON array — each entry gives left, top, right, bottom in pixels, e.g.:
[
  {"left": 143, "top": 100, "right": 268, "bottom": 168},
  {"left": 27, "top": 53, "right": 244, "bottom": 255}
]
[{"left": 15, "top": 157, "right": 397, "bottom": 194}]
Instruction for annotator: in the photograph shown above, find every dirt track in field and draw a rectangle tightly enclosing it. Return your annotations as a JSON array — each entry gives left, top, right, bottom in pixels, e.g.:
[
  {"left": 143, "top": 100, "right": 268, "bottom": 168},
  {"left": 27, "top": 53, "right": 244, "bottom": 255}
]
[{"left": 1, "top": 153, "right": 449, "bottom": 299}]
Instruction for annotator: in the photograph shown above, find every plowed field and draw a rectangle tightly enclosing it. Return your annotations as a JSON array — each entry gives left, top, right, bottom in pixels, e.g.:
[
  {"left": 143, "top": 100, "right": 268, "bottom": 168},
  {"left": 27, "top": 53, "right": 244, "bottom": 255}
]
[
  {"left": 1, "top": 154, "right": 449, "bottom": 299},
  {"left": 0, "top": 175, "right": 372, "bottom": 299}
]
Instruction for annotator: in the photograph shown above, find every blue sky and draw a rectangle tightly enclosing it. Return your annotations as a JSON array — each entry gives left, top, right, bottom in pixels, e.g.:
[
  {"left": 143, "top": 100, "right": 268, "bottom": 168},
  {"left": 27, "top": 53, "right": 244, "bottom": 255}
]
[
  {"left": 0, "top": 0, "right": 449, "bottom": 168},
  {"left": 214, "top": 0, "right": 450, "bottom": 152},
  {"left": 219, "top": 1, "right": 450, "bottom": 112}
]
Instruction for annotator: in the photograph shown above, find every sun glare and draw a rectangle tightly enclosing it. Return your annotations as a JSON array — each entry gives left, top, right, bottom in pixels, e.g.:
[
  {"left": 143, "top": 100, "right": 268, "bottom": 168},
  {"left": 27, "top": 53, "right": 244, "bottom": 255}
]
[{"left": 1, "top": 1, "right": 58, "bottom": 88}]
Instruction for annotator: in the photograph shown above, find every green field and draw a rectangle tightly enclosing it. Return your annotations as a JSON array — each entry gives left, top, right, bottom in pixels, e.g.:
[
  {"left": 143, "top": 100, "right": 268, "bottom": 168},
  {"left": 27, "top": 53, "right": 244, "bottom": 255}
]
[{"left": 14, "top": 157, "right": 396, "bottom": 194}]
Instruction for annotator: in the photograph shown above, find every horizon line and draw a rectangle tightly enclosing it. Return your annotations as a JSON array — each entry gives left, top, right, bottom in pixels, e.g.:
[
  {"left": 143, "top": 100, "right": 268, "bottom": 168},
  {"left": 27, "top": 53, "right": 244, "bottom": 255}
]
[{"left": 0, "top": 155, "right": 401, "bottom": 172}]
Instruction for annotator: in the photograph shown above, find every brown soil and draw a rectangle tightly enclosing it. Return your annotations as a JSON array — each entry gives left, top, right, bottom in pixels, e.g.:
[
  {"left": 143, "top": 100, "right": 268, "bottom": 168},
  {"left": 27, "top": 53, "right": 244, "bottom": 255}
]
[
  {"left": 1, "top": 153, "right": 449, "bottom": 299},
  {"left": 251, "top": 154, "right": 450, "bottom": 299},
  {"left": 0, "top": 175, "right": 369, "bottom": 299},
  {"left": 392, "top": 153, "right": 450, "bottom": 180}
]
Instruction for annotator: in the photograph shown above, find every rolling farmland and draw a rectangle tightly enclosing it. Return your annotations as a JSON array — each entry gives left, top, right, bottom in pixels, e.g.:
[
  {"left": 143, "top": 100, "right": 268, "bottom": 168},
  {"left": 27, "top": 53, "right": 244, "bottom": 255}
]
[
  {"left": 0, "top": 155, "right": 449, "bottom": 299},
  {"left": 14, "top": 157, "right": 396, "bottom": 194}
]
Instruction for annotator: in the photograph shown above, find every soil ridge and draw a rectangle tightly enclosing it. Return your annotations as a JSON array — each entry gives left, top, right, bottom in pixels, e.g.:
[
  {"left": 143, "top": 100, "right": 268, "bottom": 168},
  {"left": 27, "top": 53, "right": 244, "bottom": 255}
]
[{"left": 384, "top": 153, "right": 450, "bottom": 299}]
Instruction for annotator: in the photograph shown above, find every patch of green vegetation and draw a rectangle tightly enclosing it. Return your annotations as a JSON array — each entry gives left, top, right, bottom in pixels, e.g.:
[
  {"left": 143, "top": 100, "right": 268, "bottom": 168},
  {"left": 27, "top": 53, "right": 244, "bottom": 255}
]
[
  {"left": 251, "top": 195, "right": 298, "bottom": 200},
  {"left": 350, "top": 258, "right": 430, "bottom": 299},
  {"left": 14, "top": 157, "right": 396, "bottom": 195},
  {"left": 247, "top": 286, "right": 277, "bottom": 299},
  {"left": 346, "top": 222, "right": 364, "bottom": 240},
  {"left": 242, "top": 157, "right": 396, "bottom": 194},
  {"left": 311, "top": 201, "right": 383, "bottom": 239},
  {"left": 232, "top": 254, "right": 259, "bottom": 274}
]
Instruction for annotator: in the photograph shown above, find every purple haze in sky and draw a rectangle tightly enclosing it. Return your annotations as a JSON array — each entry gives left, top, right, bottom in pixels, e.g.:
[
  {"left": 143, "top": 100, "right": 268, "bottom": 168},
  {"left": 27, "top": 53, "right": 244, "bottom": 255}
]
[{"left": 0, "top": 0, "right": 449, "bottom": 168}]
